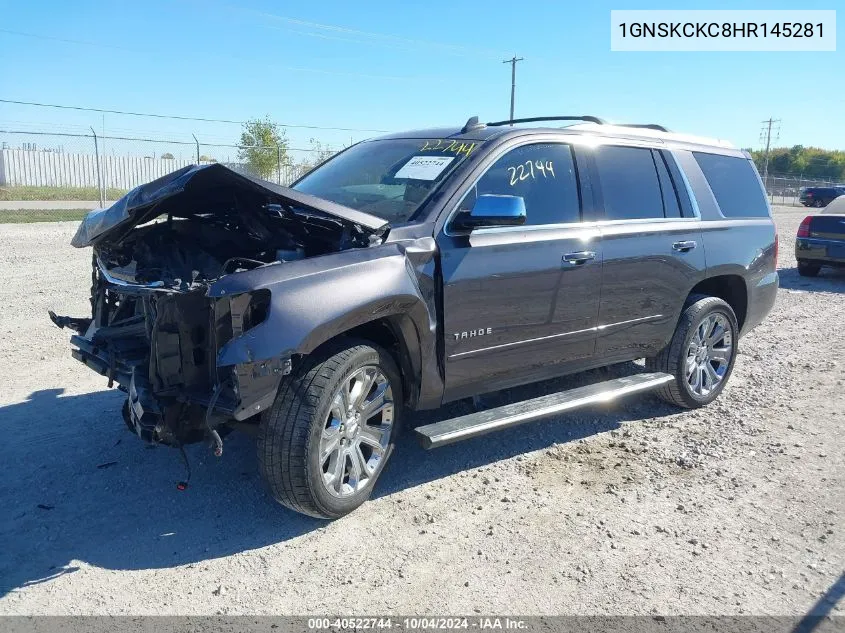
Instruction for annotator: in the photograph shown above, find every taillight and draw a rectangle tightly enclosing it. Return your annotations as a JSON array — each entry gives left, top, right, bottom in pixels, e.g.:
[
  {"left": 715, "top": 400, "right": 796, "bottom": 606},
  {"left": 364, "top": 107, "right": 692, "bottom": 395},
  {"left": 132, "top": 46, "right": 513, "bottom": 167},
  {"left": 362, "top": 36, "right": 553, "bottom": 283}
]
[{"left": 797, "top": 216, "right": 812, "bottom": 238}]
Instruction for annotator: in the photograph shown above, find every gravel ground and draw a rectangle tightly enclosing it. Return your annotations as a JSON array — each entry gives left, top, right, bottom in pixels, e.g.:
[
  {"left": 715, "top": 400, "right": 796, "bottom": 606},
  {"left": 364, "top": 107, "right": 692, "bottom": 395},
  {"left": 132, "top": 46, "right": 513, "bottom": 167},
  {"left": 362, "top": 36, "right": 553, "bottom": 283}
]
[{"left": 0, "top": 206, "right": 842, "bottom": 616}]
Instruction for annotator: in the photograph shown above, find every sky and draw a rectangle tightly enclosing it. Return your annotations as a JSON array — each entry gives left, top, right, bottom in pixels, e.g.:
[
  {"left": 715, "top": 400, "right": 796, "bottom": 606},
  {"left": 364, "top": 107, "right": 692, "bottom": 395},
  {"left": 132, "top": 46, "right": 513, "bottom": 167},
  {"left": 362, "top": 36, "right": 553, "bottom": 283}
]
[{"left": 0, "top": 0, "right": 841, "bottom": 158}]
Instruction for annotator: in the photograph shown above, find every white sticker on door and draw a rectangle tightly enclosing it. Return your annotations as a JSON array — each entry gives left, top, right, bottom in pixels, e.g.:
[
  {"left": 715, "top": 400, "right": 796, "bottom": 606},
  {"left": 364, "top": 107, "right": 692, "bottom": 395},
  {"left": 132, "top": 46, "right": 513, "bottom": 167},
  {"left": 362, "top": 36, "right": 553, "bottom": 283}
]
[{"left": 395, "top": 155, "right": 454, "bottom": 180}]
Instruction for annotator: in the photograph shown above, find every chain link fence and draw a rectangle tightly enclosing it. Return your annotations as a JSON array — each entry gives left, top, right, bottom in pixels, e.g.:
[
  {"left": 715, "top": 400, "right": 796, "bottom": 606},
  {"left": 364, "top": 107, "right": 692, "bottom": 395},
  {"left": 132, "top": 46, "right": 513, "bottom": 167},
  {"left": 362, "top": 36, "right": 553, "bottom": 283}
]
[
  {"left": 763, "top": 173, "right": 845, "bottom": 207},
  {"left": 0, "top": 130, "right": 334, "bottom": 222}
]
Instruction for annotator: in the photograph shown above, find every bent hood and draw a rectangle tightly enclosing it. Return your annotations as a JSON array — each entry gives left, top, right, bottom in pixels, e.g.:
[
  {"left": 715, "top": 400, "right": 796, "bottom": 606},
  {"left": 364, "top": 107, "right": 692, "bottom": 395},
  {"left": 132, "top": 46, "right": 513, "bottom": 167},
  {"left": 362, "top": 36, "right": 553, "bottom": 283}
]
[{"left": 71, "top": 163, "right": 389, "bottom": 248}]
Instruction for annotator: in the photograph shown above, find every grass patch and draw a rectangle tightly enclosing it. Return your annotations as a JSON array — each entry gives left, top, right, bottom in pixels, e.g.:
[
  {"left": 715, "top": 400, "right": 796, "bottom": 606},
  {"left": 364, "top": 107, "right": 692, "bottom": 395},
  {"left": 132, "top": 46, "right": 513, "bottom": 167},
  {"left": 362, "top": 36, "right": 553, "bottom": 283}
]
[
  {"left": 0, "top": 209, "right": 89, "bottom": 223},
  {"left": 0, "top": 185, "right": 127, "bottom": 201}
]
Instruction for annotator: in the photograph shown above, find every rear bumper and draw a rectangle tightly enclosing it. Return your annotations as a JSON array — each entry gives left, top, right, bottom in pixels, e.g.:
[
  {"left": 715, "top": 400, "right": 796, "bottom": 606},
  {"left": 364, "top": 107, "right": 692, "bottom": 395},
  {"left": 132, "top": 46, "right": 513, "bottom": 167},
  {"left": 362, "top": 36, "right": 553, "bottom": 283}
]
[{"left": 796, "top": 237, "right": 845, "bottom": 266}]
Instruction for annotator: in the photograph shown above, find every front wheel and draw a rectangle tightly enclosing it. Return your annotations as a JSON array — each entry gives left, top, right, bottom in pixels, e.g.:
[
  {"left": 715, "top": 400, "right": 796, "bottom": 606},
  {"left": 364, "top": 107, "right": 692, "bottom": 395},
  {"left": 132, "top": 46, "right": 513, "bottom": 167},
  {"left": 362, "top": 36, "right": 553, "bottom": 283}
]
[
  {"left": 646, "top": 295, "right": 738, "bottom": 409},
  {"left": 258, "top": 340, "right": 402, "bottom": 519}
]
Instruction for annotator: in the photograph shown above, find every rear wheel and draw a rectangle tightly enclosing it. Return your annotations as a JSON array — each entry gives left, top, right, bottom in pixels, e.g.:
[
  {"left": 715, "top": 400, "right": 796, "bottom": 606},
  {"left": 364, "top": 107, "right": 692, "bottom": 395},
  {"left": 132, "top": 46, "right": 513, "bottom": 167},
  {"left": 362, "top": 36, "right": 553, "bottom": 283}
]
[
  {"left": 258, "top": 340, "right": 402, "bottom": 519},
  {"left": 647, "top": 295, "right": 738, "bottom": 409},
  {"left": 798, "top": 261, "right": 821, "bottom": 277}
]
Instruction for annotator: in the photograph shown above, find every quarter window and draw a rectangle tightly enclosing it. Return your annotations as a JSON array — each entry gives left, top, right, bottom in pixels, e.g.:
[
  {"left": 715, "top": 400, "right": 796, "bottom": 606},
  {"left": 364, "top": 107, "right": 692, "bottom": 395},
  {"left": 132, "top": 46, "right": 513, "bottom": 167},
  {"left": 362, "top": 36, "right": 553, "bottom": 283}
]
[
  {"left": 692, "top": 152, "right": 769, "bottom": 218},
  {"left": 594, "top": 145, "right": 665, "bottom": 220},
  {"left": 457, "top": 143, "right": 580, "bottom": 226}
]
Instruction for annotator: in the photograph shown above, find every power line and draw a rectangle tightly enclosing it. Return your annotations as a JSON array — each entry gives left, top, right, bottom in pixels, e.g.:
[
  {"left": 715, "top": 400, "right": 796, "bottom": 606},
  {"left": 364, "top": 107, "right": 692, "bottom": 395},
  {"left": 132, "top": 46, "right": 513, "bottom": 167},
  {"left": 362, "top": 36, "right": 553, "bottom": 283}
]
[
  {"left": 0, "top": 118, "right": 340, "bottom": 144},
  {"left": 0, "top": 28, "right": 138, "bottom": 52},
  {"left": 0, "top": 98, "right": 390, "bottom": 133},
  {"left": 0, "top": 121, "right": 357, "bottom": 149},
  {"left": 0, "top": 128, "right": 321, "bottom": 152}
]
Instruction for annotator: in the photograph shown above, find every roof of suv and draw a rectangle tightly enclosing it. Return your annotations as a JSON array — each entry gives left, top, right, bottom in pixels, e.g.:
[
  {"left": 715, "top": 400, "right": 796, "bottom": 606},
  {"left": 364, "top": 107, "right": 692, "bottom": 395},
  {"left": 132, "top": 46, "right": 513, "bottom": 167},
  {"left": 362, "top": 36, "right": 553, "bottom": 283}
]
[{"left": 375, "top": 116, "right": 739, "bottom": 155}]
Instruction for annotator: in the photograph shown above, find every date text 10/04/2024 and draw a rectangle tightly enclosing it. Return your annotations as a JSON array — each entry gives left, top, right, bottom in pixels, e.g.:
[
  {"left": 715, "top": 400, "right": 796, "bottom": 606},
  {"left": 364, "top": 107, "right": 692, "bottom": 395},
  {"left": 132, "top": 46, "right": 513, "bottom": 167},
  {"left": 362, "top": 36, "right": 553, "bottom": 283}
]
[{"left": 307, "top": 617, "right": 529, "bottom": 630}]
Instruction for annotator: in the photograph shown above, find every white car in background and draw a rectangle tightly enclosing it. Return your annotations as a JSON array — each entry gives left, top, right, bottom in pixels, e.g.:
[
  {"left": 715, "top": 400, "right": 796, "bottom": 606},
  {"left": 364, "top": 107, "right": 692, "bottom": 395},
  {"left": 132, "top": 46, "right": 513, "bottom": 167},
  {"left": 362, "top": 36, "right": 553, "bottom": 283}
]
[{"left": 823, "top": 194, "right": 845, "bottom": 215}]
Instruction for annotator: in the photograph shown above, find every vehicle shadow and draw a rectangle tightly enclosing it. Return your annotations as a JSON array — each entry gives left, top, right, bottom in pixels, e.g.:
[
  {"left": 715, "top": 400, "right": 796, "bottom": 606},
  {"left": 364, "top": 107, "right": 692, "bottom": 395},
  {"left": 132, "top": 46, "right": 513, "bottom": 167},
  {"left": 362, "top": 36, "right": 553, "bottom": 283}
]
[
  {"left": 0, "top": 362, "right": 678, "bottom": 598},
  {"left": 778, "top": 265, "right": 845, "bottom": 293},
  {"left": 791, "top": 570, "right": 845, "bottom": 633},
  {"left": 0, "top": 388, "right": 322, "bottom": 598},
  {"left": 378, "top": 361, "right": 678, "bottom": 497}
]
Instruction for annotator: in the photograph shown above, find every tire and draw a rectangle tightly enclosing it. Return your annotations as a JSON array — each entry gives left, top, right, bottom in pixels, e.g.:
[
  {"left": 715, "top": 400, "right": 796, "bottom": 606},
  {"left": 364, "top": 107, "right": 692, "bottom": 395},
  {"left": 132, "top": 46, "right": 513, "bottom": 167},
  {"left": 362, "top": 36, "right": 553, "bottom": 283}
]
[
  {"left": 798, "top": 261, "right": 821, "bottom": 277},
  {"left": 258, "top": 339, "right": 403, "bottom": 519},
  {"left": 646, "top": 295, "right": 739, "bottom": 409},
  {"left": 814, "top": 200, "right": 825, "bottom": 208}
]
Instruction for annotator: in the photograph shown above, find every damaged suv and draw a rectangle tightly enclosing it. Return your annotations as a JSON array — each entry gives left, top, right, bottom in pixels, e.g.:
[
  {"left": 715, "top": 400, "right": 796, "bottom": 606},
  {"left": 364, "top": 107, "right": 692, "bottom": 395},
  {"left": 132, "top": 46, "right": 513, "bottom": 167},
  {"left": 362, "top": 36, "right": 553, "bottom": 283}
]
[{"left": 53, "top": 115, "right": 778, "bottom": 519}]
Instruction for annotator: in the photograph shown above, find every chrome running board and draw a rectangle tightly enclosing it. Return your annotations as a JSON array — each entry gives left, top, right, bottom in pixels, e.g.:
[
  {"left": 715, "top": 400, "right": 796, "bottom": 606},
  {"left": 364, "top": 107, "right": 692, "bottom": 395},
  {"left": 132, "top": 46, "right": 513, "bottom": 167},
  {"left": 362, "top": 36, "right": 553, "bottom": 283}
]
[{"left": 414, "top": 372, "right": 673, "bottom": 449}]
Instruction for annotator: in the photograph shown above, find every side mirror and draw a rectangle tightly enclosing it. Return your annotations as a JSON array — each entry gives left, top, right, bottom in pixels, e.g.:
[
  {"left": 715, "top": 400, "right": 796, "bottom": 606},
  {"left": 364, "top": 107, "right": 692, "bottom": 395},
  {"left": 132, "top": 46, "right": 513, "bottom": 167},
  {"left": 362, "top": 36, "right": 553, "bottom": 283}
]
[{"left": 453, "top": 194, "right": 526, "bottom": 231}]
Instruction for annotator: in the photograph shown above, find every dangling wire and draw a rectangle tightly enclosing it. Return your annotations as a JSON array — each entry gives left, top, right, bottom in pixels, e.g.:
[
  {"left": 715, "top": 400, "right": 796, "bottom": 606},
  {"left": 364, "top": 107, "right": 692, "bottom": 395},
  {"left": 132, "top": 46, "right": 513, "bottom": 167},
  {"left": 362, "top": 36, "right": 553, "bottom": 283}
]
[
  {"left": 206, "top": 383, "right": 224, "bottom": 457},
  {"left": 176, "top": 443, "right": 191, "bottom": 491}
]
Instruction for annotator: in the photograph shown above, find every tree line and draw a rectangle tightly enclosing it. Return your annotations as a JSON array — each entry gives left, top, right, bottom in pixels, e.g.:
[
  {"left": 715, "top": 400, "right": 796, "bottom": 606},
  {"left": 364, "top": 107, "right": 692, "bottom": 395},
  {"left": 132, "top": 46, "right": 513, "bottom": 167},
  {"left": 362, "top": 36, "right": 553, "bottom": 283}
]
[{"left": 747, "top": 145, "right": 845, "bottom": 181}]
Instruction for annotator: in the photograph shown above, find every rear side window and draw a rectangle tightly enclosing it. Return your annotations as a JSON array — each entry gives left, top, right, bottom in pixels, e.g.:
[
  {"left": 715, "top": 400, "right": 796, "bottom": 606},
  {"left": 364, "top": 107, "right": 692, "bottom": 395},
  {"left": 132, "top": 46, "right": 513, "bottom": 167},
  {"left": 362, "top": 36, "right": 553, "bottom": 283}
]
[
  {"left": 594, "top": 145, "right": 664, "bottom": 220},
  {"left": 692, "top": 152, "right": 769, "bottom": 218}
]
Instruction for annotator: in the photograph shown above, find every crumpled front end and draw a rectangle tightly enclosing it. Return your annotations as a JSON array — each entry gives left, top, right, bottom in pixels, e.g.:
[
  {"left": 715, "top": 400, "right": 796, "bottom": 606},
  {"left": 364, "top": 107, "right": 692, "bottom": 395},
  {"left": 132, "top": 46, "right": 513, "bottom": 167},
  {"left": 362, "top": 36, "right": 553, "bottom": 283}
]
[
  {"left": 53, "top": 264, "right": 283, "bottom": 446},
  {"left": 51, "top": 163, "right": 387, "bottom": 446}
]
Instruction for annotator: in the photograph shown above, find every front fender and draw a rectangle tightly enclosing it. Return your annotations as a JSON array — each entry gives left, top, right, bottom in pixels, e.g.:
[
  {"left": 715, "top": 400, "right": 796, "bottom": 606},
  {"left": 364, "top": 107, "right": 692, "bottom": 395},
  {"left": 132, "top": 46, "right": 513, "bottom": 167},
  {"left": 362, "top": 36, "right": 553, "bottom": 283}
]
[{"left": 209, "top": 242, "right": 437, "bottom": 375}]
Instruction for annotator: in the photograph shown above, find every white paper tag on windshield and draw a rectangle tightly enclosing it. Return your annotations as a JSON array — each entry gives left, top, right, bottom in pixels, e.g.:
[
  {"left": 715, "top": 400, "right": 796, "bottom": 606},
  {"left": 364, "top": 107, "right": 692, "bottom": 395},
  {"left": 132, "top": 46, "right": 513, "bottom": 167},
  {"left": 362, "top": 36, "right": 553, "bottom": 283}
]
[{"left": 395, "top": 155, "right": 454, "bottom": 180}]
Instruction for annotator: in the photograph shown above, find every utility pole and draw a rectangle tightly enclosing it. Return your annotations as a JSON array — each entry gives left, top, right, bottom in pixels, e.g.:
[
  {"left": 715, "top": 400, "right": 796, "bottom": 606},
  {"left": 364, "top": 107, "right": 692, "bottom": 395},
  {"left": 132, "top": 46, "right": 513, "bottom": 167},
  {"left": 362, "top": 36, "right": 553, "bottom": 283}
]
[
  {"left": 502, "top": 56, "right": 523, "bottom": 124},
  {"left": 759, "top": 117, "right": 781, "bottom": 191}
]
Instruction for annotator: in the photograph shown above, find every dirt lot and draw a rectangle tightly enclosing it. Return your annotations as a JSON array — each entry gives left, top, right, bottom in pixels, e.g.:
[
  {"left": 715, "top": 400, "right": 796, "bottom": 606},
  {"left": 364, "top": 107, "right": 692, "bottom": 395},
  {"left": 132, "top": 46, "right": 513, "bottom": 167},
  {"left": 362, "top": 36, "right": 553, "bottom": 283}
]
[{"left": 0, "top": 206, "right": 842, "bottom": 616}]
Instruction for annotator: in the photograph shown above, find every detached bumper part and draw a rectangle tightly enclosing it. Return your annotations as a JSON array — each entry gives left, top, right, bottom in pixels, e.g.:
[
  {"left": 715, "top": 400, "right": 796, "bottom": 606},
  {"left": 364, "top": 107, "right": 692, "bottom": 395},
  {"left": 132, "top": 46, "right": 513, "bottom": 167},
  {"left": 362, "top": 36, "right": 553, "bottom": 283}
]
[
  {"left": 67, "top": 326, "right": 289, "bottom": 440},
  {"left": 125, "top": 368, "right": 163, "bottom": 443},
  {"left": 48, "top": 310, "right": 91, "bottom": 334}
]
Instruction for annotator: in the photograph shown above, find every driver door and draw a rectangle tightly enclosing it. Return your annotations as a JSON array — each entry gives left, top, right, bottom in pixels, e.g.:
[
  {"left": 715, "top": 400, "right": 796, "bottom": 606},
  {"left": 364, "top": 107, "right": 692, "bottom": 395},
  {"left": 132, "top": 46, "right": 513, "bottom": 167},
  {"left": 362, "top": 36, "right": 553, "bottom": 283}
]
[{"left": 437, "top": 142, "right": 602, "bottom": 402}]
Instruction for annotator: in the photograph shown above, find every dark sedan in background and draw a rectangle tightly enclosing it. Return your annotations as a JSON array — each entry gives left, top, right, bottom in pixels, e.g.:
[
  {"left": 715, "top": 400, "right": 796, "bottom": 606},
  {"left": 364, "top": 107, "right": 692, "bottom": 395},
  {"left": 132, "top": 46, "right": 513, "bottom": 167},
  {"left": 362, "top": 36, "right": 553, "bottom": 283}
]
[
  {"left": 796, "top": 196, "right": 845, "bottom": 276},
  {"left": 799, "top": 186, "right": 845, "bottom": 208}
]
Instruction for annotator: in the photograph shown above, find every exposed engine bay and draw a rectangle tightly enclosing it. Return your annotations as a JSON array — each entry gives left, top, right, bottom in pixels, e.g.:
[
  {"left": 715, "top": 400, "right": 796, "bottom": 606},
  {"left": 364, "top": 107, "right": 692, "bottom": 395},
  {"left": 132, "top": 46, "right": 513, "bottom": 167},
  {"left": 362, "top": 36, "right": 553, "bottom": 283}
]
[
  {"left": 92, "top": 182, "right": 382, "bottom": 288},
  {"left": 98, "top": 207, "right": 333, "bottom": 288},
  {"left": 51, "top": 164, "right": 389, "bottom": 448}
]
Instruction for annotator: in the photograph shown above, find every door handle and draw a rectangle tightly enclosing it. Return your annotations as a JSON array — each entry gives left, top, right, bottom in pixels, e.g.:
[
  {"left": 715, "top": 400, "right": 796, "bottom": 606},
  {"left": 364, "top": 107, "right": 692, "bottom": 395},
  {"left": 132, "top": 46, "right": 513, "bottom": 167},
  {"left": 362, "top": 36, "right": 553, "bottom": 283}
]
[
  {"left": 562, "top": 251, "right": 596, "bottom": 265},
  {"left": 672, "top": 240, "right": 697, "bottom": 252}
]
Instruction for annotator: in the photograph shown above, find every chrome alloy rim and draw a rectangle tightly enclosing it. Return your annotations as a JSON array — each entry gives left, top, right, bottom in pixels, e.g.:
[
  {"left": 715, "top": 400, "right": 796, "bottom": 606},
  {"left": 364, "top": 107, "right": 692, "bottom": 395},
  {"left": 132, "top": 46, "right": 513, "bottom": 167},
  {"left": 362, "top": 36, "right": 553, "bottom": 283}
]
[
  {"left": 686, "top": 314, "right": 733, "bottom": 397},
  {"left": 319, "top": 366, "right": 394, "bottom": 498}
]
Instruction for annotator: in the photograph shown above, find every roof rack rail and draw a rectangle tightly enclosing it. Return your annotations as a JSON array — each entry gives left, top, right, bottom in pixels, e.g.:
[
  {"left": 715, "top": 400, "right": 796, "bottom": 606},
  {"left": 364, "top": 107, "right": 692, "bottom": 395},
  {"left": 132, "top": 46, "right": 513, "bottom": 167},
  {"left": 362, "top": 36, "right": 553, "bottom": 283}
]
[
  {"left": 486, "top": 115, "right": 606, "bottom": 127},
  {"left": 615, "top": 123, "right": 671, "bottom": 132},
  {"left": 479, "top": 116, "right": 673, "bottom": 134}
]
